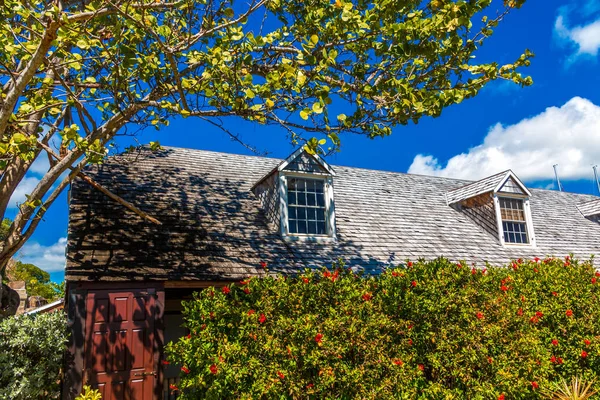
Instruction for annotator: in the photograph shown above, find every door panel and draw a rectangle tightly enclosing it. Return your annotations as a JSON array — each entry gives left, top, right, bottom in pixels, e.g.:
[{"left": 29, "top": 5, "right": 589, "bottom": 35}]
[{"left": 85, "top": 289, "right": 157, "bottom": 400}]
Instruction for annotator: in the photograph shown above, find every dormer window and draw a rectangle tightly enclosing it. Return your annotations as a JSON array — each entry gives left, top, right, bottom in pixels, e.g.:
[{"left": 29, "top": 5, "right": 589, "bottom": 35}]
[
  {"left": 446, "top": 170, "right": 536, "bottom": 247},
  {"left": 252, "top": 148, "right": 336, "bottom": 241},
  {"left": 287, "top": 177, "right": 327, "bottom": 235},
  {"left": 499, "top": 197, "right": 529, "bottom": 244}
]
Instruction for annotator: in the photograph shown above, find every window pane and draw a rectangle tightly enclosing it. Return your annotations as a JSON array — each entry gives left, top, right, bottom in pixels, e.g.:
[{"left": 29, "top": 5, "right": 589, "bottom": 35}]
[
  {"left": 298, "top": 220, "right": 307, "bottom": 234},
  {"left": 317, "top": 209, "right": 325, "bottom": 221},
  {"left": 307, "top": 208, "right": 316, "bottom": 220},
  {"left": 288, "top": 178, "right": 297, "bottom": 191},
  {"left": 315, "top": 181, "right": 324, "bottom": 193},
  {"left": 298, "top": 193, "right": 306, "bottom": 205},
  {"left": 316, "top": 221, "right": 326, "bottom": 234},
  {"left": 288, "top": 192, "right": 296, "bottom": 205},
  {"left": 297, "top": 207, "right": 306, "bottom": 220},
  {"left": 289, "top": 220, "right": 297, "bottom": 234},
  {"left": 306, "top": 180, "right": 315, "bottom": 192},
  {"left": 307, "top": 193, "right": 316, "bottom": 206},
  {"left": 316, "top": 193, "right": 325, "bottom": 207},
  {"left": 308, "top": 221, "right": 317, "bottom": 234},
  {"left": 288, "top": 206, "right": 297, "bottom": 219}
]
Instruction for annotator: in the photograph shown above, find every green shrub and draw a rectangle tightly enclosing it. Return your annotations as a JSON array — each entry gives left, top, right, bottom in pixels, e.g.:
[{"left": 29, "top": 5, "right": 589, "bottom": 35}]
[
  {"left": 166, "top": 257, "right": 600, "bottom": 399},
  {"left": 0, "top": 311, "right": 68, "bottom": 399}
]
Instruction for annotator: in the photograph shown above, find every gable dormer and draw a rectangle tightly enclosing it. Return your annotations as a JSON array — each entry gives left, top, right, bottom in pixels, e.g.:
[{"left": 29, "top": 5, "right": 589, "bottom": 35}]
[
  {"left": 253, "top": 148, "right": 336, "bottom": 241},
  {"left": 577, "top": 199, "right": 600, "bottom": 223},
  {"left": 446, "top": 170, "right": 536, "bottom": 247}
]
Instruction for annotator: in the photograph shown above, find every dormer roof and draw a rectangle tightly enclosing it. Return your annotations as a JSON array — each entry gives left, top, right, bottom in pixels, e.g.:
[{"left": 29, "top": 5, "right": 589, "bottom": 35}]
[
  {"left": 577, "top": 198, "right": 600, "bottom": 218},
  {"left": 446, "top": 170, "right": 531, "bottom": 205},
  {"left": 252, "top": 147, "right": 335, "bottom": 191}
]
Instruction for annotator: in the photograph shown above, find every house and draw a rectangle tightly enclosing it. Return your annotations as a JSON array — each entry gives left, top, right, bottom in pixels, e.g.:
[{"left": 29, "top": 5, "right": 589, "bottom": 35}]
[{"left": 63, "top": 146, "right": 600, "bottom": 399}]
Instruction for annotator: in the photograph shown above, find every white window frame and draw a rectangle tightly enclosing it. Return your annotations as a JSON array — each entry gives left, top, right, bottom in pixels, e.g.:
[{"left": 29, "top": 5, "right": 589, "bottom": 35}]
[
  {"left": 278, "top": 171, "right": 336, "bottom": 242},
  {"left": 493, "top": 193, "right": 536, "bottom": 248}
]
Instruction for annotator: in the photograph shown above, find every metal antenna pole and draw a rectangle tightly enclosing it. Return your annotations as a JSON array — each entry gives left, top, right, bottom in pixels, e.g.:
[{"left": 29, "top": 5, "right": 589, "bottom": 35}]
[
  {"left": 593, "top": 165, "right": 600, "bottom": 195},
  {"left": 553, "top": 164, "right": 563, "bottom": 192}
]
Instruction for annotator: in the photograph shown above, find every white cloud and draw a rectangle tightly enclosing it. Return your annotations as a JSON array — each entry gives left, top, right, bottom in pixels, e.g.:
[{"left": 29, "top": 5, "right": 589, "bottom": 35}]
[
  {"left": 555, "top": 14, "right": 600, "bottom": 59},
  {"left": 408, "top": 97, "right": 600, "bottom": 181},
  {"left": 17, "top": 237, "right": 67, "bottom": 272},
  {"left": 29, "top": 154, "right": 50, "bottom": 175},
  {"left": 8, "top": 176, "right": 40, "bottom": 208}
]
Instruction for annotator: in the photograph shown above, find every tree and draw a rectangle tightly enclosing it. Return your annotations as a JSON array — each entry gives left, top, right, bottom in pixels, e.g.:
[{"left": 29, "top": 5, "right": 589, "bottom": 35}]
[
  {"left": 0, "top": 0, "right": 532, "bottom": 314},
  {"left": 8, "top": 261, "right": 64, "bottom": 301}
]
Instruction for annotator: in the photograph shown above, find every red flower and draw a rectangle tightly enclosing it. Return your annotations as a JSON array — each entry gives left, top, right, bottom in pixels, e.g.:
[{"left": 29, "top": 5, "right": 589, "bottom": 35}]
[
  {"left": 476, "top": 312, "right": 484, "bottom": 320},
  {"left": 162, "top": 360, "right": 170, "bottom": 365},
  {"left": 535, "top": 311, "right": 543, "bottom": 318},
  {"left": 517, "top": 308, "right": 524, "bottom": 316},
  {"left": 584, "top": 339, "right": 591, "bottom": 346},
  {"left": 248, "top": 309, "right": 255, "bottom": 315},
  {"left": 392, "top": 271, "right": 399, "bottom": 277},
  {"left": 501, "top": 285, "right": 508, "bottom": 292},
  {"left": 552, "top": 339, "right": 559, "bottom": 346},
  {"left": 393, "top": 359, "right": 403, "bottom": 366},
  {"left": 307, "top": 383, "right": 314, "bottom": 389},
  {"left": 487, "top": 356, "right": 493, "bottom": 364},
  {"left": 552, "top": 291, "right": 558, "bottom": 297},
  {"left": 418, "top": 364, "right": 425, "bottom": 371},
  {"left": 471, "top": 268, "right": 477, "bottom": 275},
  {"left": 362, "top": 293, "right": 373, "bottom": 301},
  {"left": 260, "top": 261, "right": 267, "bottom": 268},
  {"left": 596, "top": 271, "right": 600, "bottom": 277},
  {"left": 277, "top": 371, "right": 285, "bottom": 379},
  {"left": 407, "top": 261, "right": 413, "bottom": 268},
  {"left": 550, "top": 355, "right": 557, "bottom": 363},
  {"left": 411, "top": 280, "right": 417, "bottom": 288},
  {"left": 181, "top": 366, "right": 190, "bottom": 374},
  {"left": 498, "top": 394, "right": 505, "bottom": 400},
  {"left": 258, "top": 313, "right": 266, "bottom": 324},
  {"left": 557, "top": 357, "right": 563, "bottom": 364},
  {"left": 408, "top": 339, "right": 413, "bottom": 346},
  {"left": 210, "top": 364, "right": 218, "bottom": 374},
  {"left": 581, "top": 351, "right": 588, "bottom": 358},
  {"left": 592, "top": 278, "right": 597, "bottom": 284},
  {"left": 222, "top": 286, "right": 230, "bottom": 294},
  {"left": 186, "top": 334, "right": 192, "bottom": 340},
  {"left": 315, "top": 333, "right": 323, "bottom": 344},
  {"left": 456, "top": 262, "right": 463, "bottom": 268},
  {"left": 530, "top": 315, "right": 540, "bottom": 324},
  {"left": 512, "top": 262, "right": 518, "bottom": 270},
  {"left": 531, "top": 381, "right": 539, "bottom": 389},
  {"left": 482, "top": 268, "right": 487, "bottom": 274},
  {"left": 302, "top": 277, "right": 310, "bottom": 283},
  {"left": 534, "top": 268, "right": 539, "bottom": 273},
  {"left": 240, "top": 279, "right": 250, "bottom": 285},
  {"left": 323, "top": 271, "right": 332, "bottom": 278},
  {"left": 169, "top": 384, "right": 179, "bottom": 391},
  {"left": 566, "top": 309, "right": 573, "bottom": 317},
  {"left": 534, "top": 257, "right": 540, "bottom": 263}
]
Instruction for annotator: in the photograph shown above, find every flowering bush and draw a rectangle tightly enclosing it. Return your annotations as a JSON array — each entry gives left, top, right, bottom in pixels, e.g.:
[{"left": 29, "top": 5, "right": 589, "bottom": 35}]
[
  {"left": 0, "top": 311, "right": 67, "bottom": 399},
  {"left": 165, "top": 257, "right": 600, "bottom": 399}
]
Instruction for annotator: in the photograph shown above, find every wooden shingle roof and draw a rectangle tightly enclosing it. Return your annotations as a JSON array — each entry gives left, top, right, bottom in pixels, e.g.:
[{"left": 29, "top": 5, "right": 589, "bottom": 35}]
[{"left": 66, "top": 147, "right": 600, "bottom": 282}]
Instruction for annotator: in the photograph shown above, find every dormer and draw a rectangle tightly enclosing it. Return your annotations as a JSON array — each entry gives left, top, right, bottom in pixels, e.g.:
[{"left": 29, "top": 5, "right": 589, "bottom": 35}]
[
  {"left": 253, "top": 148, "right": 336, "bottom": 241},
  {"left": 446, "top": 170, "right": 536, "bottom": 247},
  {"left": 577, "top": 199, "right": 600, "bottom": 223}
]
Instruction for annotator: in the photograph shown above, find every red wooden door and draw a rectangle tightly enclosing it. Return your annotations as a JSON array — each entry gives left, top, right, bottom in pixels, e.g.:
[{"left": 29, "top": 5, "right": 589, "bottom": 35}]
[{"left": 84, "top": 289, "right": 158, "bottom": 400}]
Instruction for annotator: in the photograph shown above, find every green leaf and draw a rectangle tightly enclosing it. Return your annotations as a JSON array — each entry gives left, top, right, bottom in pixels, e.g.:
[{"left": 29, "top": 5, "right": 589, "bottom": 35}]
[
  {"left": 300, "top": 109, "right": 310, "bottom": 120},
  {"left": 312, "top": 102, "right": 323, "bottom": 114},
  {"left": 310, "top": 34, "right": 319, "bottom": 45}
]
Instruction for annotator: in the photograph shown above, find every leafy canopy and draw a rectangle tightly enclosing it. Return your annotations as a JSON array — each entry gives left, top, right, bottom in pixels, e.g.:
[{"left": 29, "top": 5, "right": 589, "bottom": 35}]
[{"left": 0, "top": 0, "right": 531, "bottom": 302}]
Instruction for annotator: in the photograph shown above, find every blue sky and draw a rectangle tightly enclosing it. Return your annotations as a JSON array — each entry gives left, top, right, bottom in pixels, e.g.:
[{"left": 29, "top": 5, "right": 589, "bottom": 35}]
[{"left": 7, "top": 0, "right": 600, "bottom": 282}]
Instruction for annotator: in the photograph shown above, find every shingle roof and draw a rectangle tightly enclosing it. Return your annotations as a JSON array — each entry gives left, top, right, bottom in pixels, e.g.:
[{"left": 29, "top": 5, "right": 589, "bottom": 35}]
[
  {"left": 445, "top": 170, "right": 531, "bottom": 205},
  {"left": 577, "top": 199, "right": 600, "bottom": 217},
  {"left": 66, "top": 147, "right": 600, "bottom": 282}
]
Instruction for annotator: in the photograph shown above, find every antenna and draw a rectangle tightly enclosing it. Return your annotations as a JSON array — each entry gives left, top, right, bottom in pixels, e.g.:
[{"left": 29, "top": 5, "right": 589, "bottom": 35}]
[
  {"left": 553, "top": 164, "right": 563, "bottom": 192},
  {"left": 593, "top": 165, "right": 600, "bottom": 195}
]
